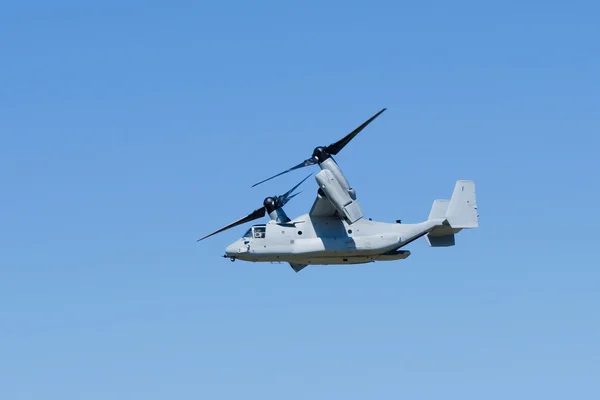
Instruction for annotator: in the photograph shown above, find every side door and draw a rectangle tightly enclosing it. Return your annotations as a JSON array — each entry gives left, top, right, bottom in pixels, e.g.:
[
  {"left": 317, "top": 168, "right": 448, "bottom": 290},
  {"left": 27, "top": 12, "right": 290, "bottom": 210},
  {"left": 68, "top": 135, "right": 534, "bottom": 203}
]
[{"left": 249, "top": 226, "right": 266, "bottom": 253}]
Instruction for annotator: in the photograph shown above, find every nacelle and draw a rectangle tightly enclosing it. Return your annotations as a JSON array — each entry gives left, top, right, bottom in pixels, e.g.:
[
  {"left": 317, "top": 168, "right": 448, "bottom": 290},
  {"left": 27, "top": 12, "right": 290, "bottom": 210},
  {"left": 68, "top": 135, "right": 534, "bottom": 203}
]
[
  {"left": 315, "top": 169, "right": 363, "bottom": 224},
  {"left": 263, "top": 196, "right": 290, "bottom": 223}
]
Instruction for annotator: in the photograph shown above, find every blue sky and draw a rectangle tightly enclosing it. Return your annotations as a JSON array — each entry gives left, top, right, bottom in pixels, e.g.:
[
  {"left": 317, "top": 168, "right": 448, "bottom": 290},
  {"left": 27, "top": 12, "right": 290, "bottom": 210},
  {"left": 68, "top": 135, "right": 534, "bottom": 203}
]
[{"left": 1, "top": 1, "right": 599, "bottom": 399}]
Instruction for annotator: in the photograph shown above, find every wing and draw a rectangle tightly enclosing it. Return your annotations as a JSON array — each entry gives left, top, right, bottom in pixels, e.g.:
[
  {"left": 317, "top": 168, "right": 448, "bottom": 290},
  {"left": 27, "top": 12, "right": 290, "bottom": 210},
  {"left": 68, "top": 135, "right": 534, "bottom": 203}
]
[{"left": 309, "top": 192, "right": 340, "bottom": 219}]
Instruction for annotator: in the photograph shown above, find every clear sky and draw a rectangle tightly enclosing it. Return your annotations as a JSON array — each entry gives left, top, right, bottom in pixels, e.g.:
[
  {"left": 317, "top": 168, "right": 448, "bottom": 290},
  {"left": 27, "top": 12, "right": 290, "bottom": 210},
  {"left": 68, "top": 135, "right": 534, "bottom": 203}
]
[{"left": 1, "top": 1, "right": 599, "bottom": 399}]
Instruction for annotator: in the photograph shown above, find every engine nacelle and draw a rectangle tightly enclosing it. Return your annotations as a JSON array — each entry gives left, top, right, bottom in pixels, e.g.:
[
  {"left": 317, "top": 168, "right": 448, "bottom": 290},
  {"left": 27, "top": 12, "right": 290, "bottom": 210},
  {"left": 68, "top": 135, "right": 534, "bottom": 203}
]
[
  {"left": 263, "top": 197, "right": 290, "bottom": 223},
  {"left": 319, "top": 158, "right": 351, "bottom": 192},
  {"left": 315, "top": 169, "right": 363, "bottom": 224}
]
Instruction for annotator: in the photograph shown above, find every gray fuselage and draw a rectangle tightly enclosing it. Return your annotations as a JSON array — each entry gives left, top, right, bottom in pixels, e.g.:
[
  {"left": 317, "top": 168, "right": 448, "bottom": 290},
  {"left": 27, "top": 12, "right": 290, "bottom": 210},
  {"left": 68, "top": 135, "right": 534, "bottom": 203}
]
[{"left": 225, "top": 214, "right": 444, "bottom": 265}]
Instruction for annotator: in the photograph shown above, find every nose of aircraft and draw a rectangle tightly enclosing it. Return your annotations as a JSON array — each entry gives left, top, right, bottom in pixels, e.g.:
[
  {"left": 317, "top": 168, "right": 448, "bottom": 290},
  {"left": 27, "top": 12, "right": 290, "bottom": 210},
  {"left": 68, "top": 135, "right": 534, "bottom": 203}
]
[
  {"left": 225, "top": 243, "right": 236, "bottom": 257},
  {"left": 225, "top": 241, "right": 242, "bottom": 257}
]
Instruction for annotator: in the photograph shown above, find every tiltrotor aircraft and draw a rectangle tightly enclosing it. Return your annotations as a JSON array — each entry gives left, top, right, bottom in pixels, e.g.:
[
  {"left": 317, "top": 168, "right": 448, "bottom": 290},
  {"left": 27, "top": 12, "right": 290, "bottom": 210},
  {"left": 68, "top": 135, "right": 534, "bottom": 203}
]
[{"left": 199, "top": 108, "right": 479, "bottom": 272}]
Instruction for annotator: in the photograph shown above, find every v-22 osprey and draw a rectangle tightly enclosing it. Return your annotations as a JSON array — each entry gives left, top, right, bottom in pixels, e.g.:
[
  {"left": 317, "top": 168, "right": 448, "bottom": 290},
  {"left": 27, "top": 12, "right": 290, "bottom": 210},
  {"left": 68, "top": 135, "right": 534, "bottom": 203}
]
[{"left": 199, "top": 109, "right": 479, "bottom": 272}]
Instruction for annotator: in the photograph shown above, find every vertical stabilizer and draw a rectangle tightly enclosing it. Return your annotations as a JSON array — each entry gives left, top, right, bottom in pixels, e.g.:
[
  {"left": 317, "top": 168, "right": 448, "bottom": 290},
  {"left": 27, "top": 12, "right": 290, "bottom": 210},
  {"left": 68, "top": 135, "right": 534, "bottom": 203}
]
[
  {"left": 428, "top": 199, "right": 450, "bottom": 221},
  {"left": 446, "top": 180, "right": 478, "bottom": 228}
]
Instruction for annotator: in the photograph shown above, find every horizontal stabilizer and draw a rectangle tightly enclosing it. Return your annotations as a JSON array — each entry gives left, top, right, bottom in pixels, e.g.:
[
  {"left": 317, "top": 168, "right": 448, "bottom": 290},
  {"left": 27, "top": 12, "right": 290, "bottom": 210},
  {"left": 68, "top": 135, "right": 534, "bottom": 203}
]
[{"left": 425, "top": 232, "right": 455, "bottom": 247}]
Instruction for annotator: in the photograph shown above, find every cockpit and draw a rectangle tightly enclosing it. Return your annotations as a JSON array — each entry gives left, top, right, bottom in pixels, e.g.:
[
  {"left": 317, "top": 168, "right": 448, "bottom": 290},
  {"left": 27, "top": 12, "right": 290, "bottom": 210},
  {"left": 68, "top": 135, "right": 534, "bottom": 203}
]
[{"left": 243, "top": 225, "right": 266, "bottom": 239}]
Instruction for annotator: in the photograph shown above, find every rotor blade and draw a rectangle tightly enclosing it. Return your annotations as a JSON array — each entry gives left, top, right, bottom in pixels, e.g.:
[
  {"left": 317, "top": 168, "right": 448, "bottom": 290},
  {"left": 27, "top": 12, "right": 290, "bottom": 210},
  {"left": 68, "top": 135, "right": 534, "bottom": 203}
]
[
  {"left": 324, "top": 108, "right": 386, "bottom": 155},
  {"left": 281, "top": 173, "right": 313, "bottom": 201},
  {"left": 281, "top": 191, "right": 303, "bottom": 207},
  {"left": 197, "top": 206, "right": 266, "bottom": 241},
  {"left": 251, "top": 157, "right": 317, "bottom": 188}
]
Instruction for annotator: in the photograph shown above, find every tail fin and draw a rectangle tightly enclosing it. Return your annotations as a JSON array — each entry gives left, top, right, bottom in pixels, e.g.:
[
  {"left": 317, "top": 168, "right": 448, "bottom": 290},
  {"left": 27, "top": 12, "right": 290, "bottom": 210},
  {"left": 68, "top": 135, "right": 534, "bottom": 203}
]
[
  {"left": 425, "top": 180, "right": 478, "bottom": 247},
  {"left": 426, "top": 200, "right": 456, "bottom": 247},
  {"left": 446, "top": 180, "right": 478, "bottom": 228},
  {"left": 428, "top": 199, "right": 450, "bottom": 220}
]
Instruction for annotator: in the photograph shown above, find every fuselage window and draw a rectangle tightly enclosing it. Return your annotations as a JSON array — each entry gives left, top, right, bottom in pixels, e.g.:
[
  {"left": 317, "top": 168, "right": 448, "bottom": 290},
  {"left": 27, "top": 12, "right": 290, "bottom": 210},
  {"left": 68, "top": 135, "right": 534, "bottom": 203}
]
[{"left": 253, "top": 226, "right": 266, "bottom": 239}]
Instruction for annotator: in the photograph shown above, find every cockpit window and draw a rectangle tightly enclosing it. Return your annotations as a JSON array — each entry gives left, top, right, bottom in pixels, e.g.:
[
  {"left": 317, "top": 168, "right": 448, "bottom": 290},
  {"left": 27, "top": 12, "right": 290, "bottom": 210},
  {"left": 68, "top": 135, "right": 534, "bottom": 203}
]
[
  {"left": 253, "top": 226, "right": 266, "bottom": 239},
  {"left": 243, "top": 228, "right": 252, "bottom": 238}
]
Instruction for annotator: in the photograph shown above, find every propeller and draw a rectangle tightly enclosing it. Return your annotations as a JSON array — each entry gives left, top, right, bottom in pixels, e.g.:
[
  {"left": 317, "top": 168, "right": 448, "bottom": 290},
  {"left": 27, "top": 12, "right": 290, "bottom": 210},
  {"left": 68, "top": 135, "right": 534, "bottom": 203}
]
[
  {"left": 252, "top": 108, "right": 386, "bottom": 187},
  {"left": 197, "top": 174, "right": 312, "bottom": 241}
]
